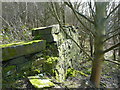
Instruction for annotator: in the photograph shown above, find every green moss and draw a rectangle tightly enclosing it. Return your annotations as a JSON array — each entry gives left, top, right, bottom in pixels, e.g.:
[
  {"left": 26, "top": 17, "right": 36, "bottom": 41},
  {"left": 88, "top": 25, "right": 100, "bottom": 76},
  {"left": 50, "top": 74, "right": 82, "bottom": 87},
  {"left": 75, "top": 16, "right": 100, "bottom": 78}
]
[
  {"left": 0, "top": 40, "right": 43, "bottom": 48},
  {"left": 78, "top": 71, "right": 88, "bottom": 77},
  {"left": 28, "top": 76, "right": 55, "bottom": 88},
  {"left": 45, "top": 57, "right": 58, "bottom": 64},
  {"left": 66, "top": 68, "right": 88, "bottom": 78},
  {"left": 43, "top": 56, "right": 58, "bottom": 75},
  {"left": 0, "top": 42, "right": 24, "bottom": 48},
  {"left": 106, "top": 76, "right": 112, "bottom": 79},
  {"left": 67, "top": 68, "right": 76, "bottom": 77}
]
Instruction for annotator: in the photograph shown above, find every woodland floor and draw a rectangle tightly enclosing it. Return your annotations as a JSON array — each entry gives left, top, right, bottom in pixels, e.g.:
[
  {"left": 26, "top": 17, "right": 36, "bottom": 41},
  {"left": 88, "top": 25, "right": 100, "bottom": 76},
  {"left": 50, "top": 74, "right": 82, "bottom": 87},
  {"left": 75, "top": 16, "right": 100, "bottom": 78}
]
[
  {"left": 3, "top": 43, "right": 120, "bottom": 89},
  {"left": 12, "top": 58, "right": 119, "bottom": 89}
]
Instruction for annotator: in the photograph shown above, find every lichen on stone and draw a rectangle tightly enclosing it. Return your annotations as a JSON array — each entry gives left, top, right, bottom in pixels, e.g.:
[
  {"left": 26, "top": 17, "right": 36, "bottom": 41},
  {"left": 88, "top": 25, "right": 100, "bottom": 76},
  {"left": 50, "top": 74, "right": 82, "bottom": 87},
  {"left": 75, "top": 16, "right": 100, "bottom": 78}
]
[
  {"left": 28, "top": 76, "right": 55, "bottom": 88},
  {"left": 0, "top": 40, "right": 43, "bottom": 48}
]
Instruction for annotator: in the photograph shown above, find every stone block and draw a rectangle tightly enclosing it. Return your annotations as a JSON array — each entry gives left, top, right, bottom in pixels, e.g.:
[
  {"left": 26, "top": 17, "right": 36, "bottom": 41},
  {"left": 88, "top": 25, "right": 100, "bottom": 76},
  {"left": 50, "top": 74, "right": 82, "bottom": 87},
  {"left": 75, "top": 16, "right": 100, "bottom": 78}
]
[
  {"left": 32, "top": 24, "right": 59, "bottom": 36},
  {"left": 1, "top": 40, "right": 46, "bottom": 61},
  {"left": 28, "top": 76, "right": 55, "bottom": 88},
  {"left": 32, "top": 25, "right": 60, "bottom": 42}
]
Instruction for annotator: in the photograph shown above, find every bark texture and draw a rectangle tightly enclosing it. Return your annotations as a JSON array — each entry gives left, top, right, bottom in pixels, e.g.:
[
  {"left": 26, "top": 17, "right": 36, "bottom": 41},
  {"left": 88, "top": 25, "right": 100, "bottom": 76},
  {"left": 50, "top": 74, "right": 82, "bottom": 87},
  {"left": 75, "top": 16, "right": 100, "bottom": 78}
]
[{"left": 90, "top": 2, "right": 107, "bottom": 88}]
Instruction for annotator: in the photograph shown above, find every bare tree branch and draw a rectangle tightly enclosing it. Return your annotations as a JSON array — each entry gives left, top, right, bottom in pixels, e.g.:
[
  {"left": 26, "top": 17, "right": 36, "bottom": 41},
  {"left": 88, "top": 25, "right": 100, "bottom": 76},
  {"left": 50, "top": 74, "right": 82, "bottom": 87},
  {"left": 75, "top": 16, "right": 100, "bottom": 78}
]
[
  {"left": 88, "top": 1, "right": 95, "bottom": 19},
  {"left": 65, "top": 2, "right": 96, "bottom": 37},
  {"left": 65, "top": 1, "right": 94, "bottom": 24},
  {"left": 75, "top": 10, "right": 94, "bottom": 24},
  {"left": 106, "top": 27, "right": 120, "bottom": 35},
  {"left": 103, "top": 42, "right": 120, "bottom": 53},
  {"left": 106, "top": 4, "right": 120, "bottom": 19},
  {"left": 50, "top": 2, "right": 93, "bottom": 61},
  {"left": 104, "top": 32, "right": 120, "bottom": 42},
  {"left": 105, "top": 59, "right": 120, "bottom": 65},
  {"left": 0, "top": 16, "right": 11, "bottom": 27}
]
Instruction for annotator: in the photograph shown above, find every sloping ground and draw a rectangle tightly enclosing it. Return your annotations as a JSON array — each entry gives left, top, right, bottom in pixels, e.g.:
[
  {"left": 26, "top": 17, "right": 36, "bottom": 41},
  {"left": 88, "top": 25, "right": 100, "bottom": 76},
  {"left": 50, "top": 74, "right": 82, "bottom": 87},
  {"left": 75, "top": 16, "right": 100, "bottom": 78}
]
[
  {"left": 4, "top": 43, "right": 119, "bottom": 89},
  {"left": 2, "top": 40, "right": 46, "bottom": 88},
  {"left": 2, "top": 25, "right": 119, "bottom": 89}
]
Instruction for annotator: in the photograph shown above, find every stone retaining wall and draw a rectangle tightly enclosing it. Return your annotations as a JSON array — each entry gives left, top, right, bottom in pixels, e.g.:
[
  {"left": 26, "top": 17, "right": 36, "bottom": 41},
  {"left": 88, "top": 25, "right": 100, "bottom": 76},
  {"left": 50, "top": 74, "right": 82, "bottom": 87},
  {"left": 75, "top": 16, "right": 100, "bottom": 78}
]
[{"left": 32, "top": 24, "right": 82, "bottom": 82}]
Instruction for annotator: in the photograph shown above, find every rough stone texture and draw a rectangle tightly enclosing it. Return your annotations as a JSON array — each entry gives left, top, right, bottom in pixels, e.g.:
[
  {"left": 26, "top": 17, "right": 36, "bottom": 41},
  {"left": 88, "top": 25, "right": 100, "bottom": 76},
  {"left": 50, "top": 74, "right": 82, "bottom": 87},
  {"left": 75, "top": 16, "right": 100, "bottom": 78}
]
[
  {"left": 32, "top": 24, "right": 82, "bottom": 82},
  {"left": 32, "top": 24, "right": 60, "bottom": 42},
  {"left": 28, "top": 76, "right": 55, "bottom": 88},
  {"left": 1, "top": 40, "right": 46, "bottom": 61},
  {"left": 32, "top": 24, "right": 90, "bottom": 83},
  {"left": 55, "top": 26, "right": 81, "bottom": 82}
]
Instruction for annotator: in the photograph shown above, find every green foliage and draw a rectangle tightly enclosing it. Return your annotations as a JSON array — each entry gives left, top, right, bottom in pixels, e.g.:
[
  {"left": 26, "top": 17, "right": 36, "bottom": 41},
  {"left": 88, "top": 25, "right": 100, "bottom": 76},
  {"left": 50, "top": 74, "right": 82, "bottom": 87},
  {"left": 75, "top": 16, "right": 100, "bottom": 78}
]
[
  {"left": 67, "top": 68, "right": 76, "bottom": 78},
  {"left": 21, "top": 25, "right": 27, "bottom": 29},
  {"left": 43, "top": 56, "right": 58, "bottom": 76},
  {"left": 84, "top": 68, "right": 91, "bottom": 75},
  {"left": 28, "top": 76, "right": 55, "bottom": 88},
  {"left": 2, "top": 65, "right": 24, "bottom": 88},
  {"left": 0, "top": 40, "right": 43, "bottom": 48},
  {"left": 2, "top": 59, "right": 38, "bottom": 88},
  {"left": 66, "top": 68, "right": 88, "bottom": 78}
]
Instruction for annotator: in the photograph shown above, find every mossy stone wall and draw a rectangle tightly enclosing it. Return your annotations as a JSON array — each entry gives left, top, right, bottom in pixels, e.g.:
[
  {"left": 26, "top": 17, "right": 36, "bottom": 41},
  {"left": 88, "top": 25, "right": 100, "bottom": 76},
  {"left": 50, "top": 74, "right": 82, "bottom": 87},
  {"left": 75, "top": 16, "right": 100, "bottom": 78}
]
[
  {"left": 1, "top": 40, "right": 46, "bottom": 61},
  {"left": 32, "top": 25, "right": 81, "bottom": 82},
  {"left": 32, "top": 24, "right": 60, "bottom": 42}
]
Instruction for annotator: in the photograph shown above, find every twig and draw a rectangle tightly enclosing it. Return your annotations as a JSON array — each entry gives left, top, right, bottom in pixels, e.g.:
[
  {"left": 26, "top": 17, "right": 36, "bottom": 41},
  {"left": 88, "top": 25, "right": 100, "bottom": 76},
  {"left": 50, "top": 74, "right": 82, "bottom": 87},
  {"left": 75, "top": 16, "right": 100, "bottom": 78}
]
[
  {"left": 88, "top": 1, "right": 95, "bottom": 18},
  {"left": 104, "top": 32, "right": 120, "bottom": 42},
  {"left": 65, "top": 2, "right": 96, "bottom": 37},
  {"left": 75, "top": 10, "right": 94, "bottom": 24},
  {"left": 106, "top": 4, "right": 120, "bottom": 19},
  {"left": 105, "top": 59, "right": 120, "bottom": 65},
  {"left": 106, "top": 27, "right": 120, "bottom": 35},
  {"left": 50, "top": 2, "right": 93, "bottom": 61},
  {"left": 103, "top": 42, "right": 120, "bottom": 53}
]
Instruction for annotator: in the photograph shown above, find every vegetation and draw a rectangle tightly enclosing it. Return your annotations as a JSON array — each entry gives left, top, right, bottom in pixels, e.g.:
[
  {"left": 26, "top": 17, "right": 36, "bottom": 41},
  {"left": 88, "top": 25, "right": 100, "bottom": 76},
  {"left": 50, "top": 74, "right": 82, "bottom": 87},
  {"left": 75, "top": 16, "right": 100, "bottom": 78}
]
[{"left": 1, "top": 1, "right": 120, "bottom": 89}]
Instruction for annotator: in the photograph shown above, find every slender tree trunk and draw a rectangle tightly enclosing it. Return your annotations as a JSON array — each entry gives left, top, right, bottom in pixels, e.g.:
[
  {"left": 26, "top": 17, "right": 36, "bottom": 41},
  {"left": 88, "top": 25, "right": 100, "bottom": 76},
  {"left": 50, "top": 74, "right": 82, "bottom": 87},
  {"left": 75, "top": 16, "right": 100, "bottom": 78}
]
[
  {"left": 113, "top": 36, "right": 116, "bottom": 60},
  {"left": 89, "top": 22, "right": 93, "bottom": 57},
  {"left": 90, "top": 35, "right": 93, "bottom": 57},
  {"left": 118, "top": 5, "right": 120, "bottom": 57},
  {"left": 62, "top": 3, "right": 65, "bottom": 25},
  {"left": 118, "top": 34, "right": 120, "bottom": 57},
  {"left": 90, "top": 2, "right": 107, "bottom": 88}
]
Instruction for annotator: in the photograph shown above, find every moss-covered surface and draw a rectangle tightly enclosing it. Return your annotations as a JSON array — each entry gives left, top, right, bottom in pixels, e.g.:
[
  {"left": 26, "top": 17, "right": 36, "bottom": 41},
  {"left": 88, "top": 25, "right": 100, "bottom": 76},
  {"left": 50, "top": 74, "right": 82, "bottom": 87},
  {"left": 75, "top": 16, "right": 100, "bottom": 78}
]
[
  {"left": 2, "top": 40, "right": 46, "bottom": 61},
  {"left": 2, "top": 42, "right": 59, "bottom": 88},
  {"left": 43, "top": 56, "right": 58, "bottom": 76},
  {"left": 66, "top": 68, "right": 88, "bottom": 79},
  {"left": 2, "top": 56, "right": 40, "bottom": 88},
  {"left": 28, "top": 76, "right": 55, "bottom": 88},
  {"left": 0, "top": 40, "right": 43, "bottom": 48}
]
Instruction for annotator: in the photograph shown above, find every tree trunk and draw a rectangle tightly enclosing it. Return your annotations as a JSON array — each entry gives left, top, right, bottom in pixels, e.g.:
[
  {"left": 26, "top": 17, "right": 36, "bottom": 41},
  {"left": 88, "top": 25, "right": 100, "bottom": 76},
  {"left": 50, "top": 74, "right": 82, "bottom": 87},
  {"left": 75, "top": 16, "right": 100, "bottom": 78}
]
[
  {"left": 118, "top": 38, "right": 120, "bottom": 58},
  {"left": 90, "top": 2, "right": 107, "bottom": 88},
  {"left": 118, "top": 5, "right": 120, "bottom": 57},
  {"left": 113, "top": 34, "right": 116, "bottom": 61},
  {"left": 90, "top": 36, "right": 93, "bottom": 57},
  {"left": 90, "top": 38, "right": 104, "bottom": 88},
  {"left": 62, "top": 3, "right": 65, "bottom": 25}
]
